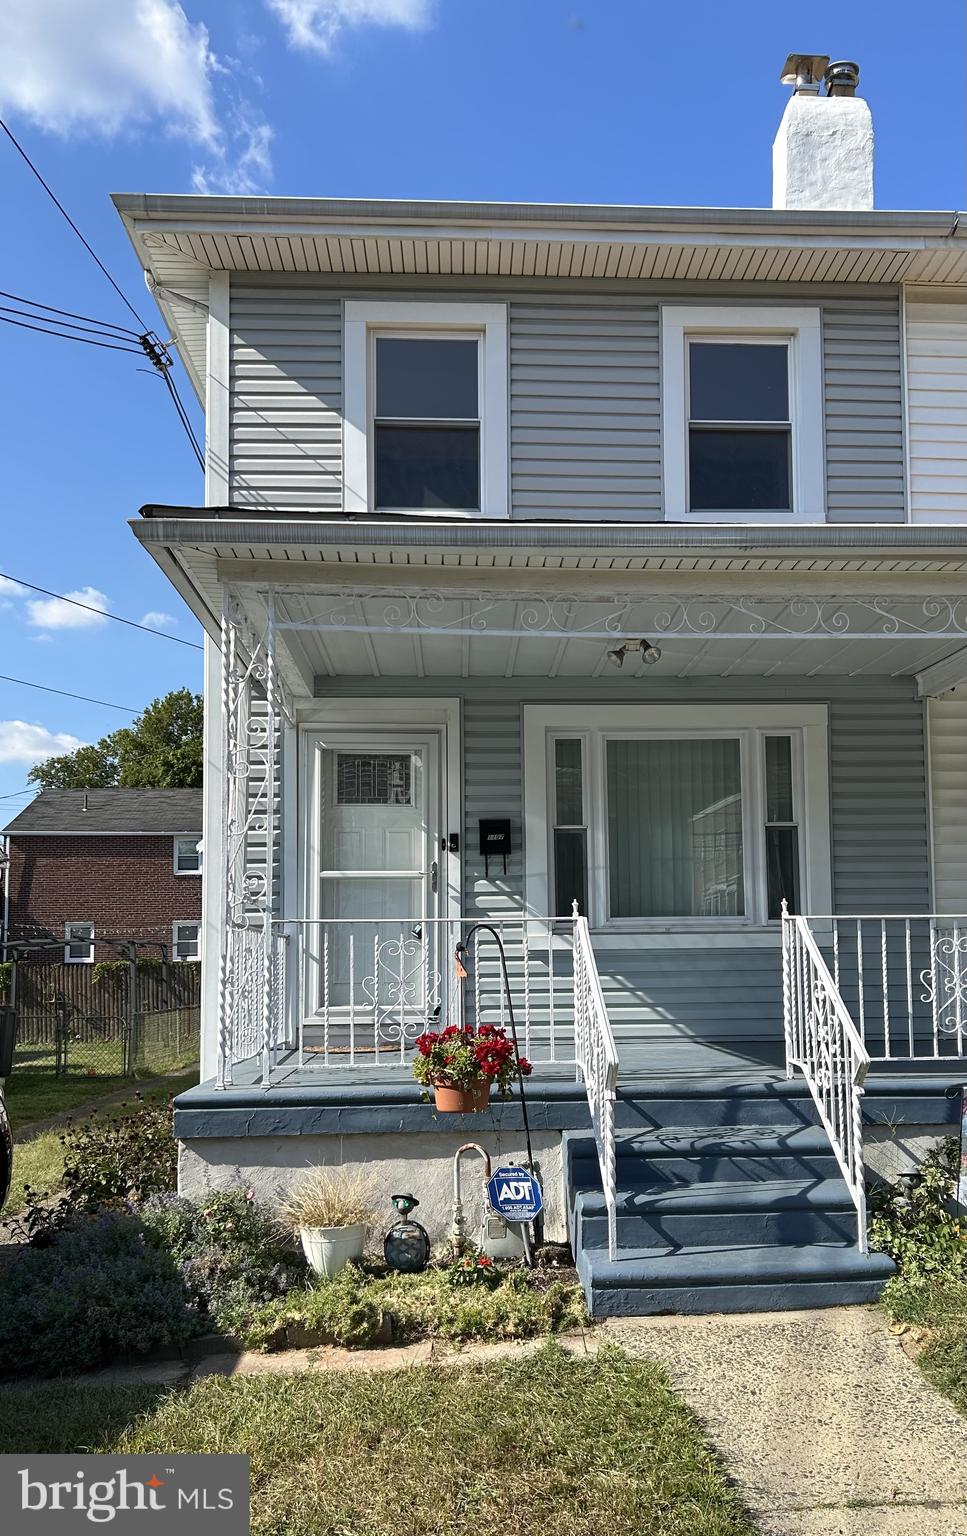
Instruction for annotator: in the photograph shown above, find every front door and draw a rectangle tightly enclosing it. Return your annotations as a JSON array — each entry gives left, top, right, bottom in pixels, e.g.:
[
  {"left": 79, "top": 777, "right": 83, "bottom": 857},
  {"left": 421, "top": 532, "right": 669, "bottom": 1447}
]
[{"left": 311, "top": 732, "right": 444, "bottom": 1050}]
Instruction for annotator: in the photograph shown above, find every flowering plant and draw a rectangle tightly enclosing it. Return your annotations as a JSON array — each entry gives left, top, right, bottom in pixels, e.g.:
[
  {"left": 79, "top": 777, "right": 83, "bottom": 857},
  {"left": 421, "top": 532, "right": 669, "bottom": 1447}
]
[
  {"left": 412, "top": 1023, "right": 532, "bottom": 1097},
  {"left": 445, "top": 1249, "right": 499, "bottom": 1288}
]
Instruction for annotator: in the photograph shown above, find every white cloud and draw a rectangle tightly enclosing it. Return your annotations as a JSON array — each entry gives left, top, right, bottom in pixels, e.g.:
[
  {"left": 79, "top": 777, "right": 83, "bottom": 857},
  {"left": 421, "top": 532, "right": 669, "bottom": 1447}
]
[
  {"left": 26, "top": 586, "right": 109, "bottom": 632},
  {"left": 0, "top": 575, "right": 24, "bottom": 609},
  {"left": 266, "top": 0, "right": 430, "bottom": 54},
  {"left": 140, "top": 610, "right": 177, "bottom": 629},
  {"left": 0, "top": 720, "right": 86, "bottom": 765},
  {"left": 0, "top": 1, "right": 273, "bottom": 192}
]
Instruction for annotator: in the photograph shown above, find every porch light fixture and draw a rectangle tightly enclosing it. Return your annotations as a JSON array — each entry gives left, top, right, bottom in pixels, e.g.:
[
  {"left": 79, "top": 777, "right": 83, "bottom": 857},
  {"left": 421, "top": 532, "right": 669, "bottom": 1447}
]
[{"left": 606, "top": 639, "right": 662, "bottom": 668}]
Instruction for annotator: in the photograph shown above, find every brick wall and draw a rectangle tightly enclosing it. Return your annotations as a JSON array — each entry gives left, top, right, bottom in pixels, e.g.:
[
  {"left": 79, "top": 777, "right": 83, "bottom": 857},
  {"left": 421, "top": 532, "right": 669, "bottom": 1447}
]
[{"left": 6, "top": 835, "right": 202, "bottom": 958}]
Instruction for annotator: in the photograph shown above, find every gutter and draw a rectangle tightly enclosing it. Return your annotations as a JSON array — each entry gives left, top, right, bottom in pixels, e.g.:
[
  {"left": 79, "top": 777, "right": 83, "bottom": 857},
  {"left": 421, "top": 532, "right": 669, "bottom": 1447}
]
[{"left": 132, "top": 508, "right": 967, "bottom": 558}]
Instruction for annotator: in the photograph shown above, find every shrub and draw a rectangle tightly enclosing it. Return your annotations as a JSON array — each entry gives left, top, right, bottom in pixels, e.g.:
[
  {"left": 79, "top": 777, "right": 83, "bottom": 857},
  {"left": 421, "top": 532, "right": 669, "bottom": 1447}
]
[
  {"left": 870, "top": 1136, "right": 967, "bottom": 1341},
  {"left": 0, "top": 1211, "right": 198, "bottom": 1378},
  {"left": 62, "top": 1096, "right": 178, "bottom": 1211},
  {"left": 140, "top": 1191, "right": 305, "bottom": 1333},
  {"left": 277, "top": 1168, "right": 376, "bottom": 1234}
]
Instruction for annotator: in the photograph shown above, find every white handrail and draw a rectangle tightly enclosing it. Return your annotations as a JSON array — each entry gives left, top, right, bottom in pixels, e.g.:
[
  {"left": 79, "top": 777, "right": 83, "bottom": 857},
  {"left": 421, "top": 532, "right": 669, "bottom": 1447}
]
[
  {"left": 781, "top": 904, "right": 870, "bottom": 1252},
  {"left": 571, "top": 905, "right": 620, "bottom": 1260}
]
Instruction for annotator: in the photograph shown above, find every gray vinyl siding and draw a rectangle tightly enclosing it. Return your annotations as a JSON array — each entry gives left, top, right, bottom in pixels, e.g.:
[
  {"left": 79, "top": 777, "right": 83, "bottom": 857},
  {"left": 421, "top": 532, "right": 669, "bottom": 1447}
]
[
  {"left": 229, "top": 285, "right": 342, "bottom": 510},
  {"left": 509, "top": 300, "right": 662, "bottom": 518},
  {"left": 223, "top": 279, "right": 905, "bottom": 524},
  {"left": 822, "top": 294, "right": 906, "bottom": 522}
]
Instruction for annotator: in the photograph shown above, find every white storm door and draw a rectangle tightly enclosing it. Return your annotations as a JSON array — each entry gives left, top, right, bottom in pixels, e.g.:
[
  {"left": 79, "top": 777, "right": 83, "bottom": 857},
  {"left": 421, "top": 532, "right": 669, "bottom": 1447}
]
[{"left": 313, "top": 734, "right": 442, "bottom": 1032}]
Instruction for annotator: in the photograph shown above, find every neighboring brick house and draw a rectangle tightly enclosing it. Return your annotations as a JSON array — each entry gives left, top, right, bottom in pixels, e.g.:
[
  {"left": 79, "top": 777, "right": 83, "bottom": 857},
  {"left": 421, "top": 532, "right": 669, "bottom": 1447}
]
[{"left": 2, "top": 789, "right": 202, "bottom": 964}]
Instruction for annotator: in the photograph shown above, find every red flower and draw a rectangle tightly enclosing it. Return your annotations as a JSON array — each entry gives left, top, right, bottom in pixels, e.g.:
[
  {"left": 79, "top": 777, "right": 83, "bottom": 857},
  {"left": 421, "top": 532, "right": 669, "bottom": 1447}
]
[{"left": 518, "top": 1057, "right": 533, "bottom": 1076}]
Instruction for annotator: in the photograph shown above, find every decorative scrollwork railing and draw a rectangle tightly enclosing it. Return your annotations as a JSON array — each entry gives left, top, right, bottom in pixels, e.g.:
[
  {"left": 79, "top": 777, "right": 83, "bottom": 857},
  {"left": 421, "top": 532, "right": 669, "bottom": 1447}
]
[
  {"left": 572, "top": 906, "right": 620, "bottom": 1261},
  {"left": 782, "top": 906, "right": 870, "bottom": 1252}
]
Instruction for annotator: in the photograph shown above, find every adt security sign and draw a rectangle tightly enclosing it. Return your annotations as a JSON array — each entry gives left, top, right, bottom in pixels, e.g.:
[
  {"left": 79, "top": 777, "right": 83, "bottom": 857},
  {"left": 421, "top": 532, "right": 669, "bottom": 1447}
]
[{"left": 487, "top": 1165, "right": 543, "bottom": 1223}]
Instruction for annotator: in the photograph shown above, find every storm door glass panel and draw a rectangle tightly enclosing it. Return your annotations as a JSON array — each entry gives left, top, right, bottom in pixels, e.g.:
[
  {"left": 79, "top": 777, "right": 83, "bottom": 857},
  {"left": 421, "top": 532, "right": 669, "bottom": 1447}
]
[
  {"left": 319, "top": 748, "right": 428, "bottom": 1008},
  {"left": 688, "top": 340, "right": 792, "bottom": 512},
  {"left": 606, "top": 738, "right": 744, "bottom": 918},
  {"left": 374, "top": 336, "right": 480, "bottom": 510},
  {"left": 765, "top": 735, "right": 801, "bottom": 918},
  {"left": 552, "top": 737, "right": 587, "bottom": 917}
]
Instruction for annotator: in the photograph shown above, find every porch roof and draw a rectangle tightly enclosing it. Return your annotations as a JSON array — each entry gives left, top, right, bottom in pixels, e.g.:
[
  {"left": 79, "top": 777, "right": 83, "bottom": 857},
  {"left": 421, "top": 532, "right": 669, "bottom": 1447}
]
[{"left": 134, "top": 513, "right": 967, "bottom": 696}]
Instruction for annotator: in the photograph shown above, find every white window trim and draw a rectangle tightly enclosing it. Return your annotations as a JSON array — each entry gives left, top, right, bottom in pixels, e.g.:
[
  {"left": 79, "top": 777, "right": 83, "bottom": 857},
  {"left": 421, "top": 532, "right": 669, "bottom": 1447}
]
[
  {"left": 172, "top": 921, "right": 201, "bottom": 962},
  {"left": 661, "top": 305, "right": 825, "bottom": 524},
  {"left": 343, "top": 300, "right": 508, "bottom": 519},
  {"left": 523, "top": 704, "right": 831, "bottom": 939},
  {"left": 173, "top": 835, "right": 202, "bottom": 876},
  {"left": 64, "top": 921, "right": 94, "bottom": 964}
]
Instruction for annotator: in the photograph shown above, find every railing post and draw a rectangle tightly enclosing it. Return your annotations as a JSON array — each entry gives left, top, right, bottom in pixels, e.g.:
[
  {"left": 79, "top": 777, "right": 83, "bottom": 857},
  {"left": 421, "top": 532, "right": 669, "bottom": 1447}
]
[{"left": 781, "top": 901, "right": 794, "bottom": 1078}]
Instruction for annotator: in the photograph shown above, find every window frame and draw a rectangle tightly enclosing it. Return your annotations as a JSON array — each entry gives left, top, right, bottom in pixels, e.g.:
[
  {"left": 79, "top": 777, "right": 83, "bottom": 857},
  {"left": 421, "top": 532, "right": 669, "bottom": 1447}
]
[
  {"left": 64, "top": 921, "right": 94, "bottom": 964},
  {"left": 661, "top": 306, "right": 825, "bottom": 524},
  {"left": 523, "top": 704, "right": 831, "bottom": 937},
  {"left": 343, "top": 301, "right": 509, "bottom": 519},
  {"left": 173, "top": 835, "right": 202, "bottom": 876},
  {"left": 172, "top": 921, "right": 201, "bottom": 963}
]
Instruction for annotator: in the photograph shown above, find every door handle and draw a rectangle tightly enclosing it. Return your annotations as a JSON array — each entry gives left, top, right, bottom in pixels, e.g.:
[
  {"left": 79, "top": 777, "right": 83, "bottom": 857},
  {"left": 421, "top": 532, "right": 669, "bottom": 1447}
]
[{"left": 429, "top": 860, "right": 438, "bottom": 894}]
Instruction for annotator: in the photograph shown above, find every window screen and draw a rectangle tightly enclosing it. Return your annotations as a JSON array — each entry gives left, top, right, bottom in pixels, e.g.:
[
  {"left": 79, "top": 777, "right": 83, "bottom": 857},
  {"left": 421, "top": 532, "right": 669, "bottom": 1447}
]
[
  {"left": 688, "top": 341, "right": 792, "bottom": 512},
  {"left": 374, "top": 336, "right": 480, "bottom": 510},
  {"left": 336, "top": 753, "right": 413, "bottom": 806}
]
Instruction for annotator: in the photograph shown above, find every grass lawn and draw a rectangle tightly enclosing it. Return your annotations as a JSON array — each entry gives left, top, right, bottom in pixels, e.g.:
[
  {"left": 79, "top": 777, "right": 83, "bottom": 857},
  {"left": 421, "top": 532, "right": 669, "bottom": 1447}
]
[
  {"left": 2, "top": 1073, "right": 198, "bottom": 1217},
  {"left": 0, "top": 1346, "right": 754, "bottom": 1536},
  {"left": 7, "top": 1033, "right": 198, "bottom": 1131},
  {"left": 884, "top": 1274, "right": 967, "bottom": 1415}
]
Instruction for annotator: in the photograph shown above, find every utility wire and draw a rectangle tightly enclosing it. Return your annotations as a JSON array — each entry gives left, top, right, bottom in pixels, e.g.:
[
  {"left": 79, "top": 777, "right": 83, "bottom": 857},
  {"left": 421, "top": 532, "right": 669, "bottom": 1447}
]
[
  {"left": 0, "top": 573, "right": 204, "bottom": 652},
  {"left": 0, "top": 672, "right": 137, "bottom": 713},
  {"left": 161, "top": 369, "right": 205, "bottom": 469},
  {"left": 0, "top": 289, "right": 140, "bottom": 336},
  {"left": 0, "top": 300, "right": 142, "bottom": 343},
  {"left": 0, "top": 312, "right": 145, "bottom": 355},
  {"left": 0, "top": 115, "right": 147, "bottom": 330}
]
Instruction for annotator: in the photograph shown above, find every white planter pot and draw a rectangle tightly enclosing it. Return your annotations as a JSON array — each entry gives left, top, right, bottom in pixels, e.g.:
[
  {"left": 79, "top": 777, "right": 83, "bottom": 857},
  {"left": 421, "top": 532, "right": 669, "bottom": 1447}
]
[{"left": 299, "top": 1223, "right": 367, "bottom": 1278}]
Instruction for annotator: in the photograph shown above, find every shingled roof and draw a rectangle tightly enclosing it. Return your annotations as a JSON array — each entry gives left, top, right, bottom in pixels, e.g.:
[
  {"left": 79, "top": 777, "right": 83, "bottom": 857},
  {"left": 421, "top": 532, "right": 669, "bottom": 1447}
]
[{"left": 2, "top": 789, "right": 202, "bottom": 836}]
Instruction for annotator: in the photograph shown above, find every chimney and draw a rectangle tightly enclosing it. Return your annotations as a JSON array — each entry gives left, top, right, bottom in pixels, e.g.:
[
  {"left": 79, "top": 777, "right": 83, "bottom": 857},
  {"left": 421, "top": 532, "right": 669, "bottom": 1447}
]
[{"left": 773, "top": 53, "right": 874, "bottom": 210}]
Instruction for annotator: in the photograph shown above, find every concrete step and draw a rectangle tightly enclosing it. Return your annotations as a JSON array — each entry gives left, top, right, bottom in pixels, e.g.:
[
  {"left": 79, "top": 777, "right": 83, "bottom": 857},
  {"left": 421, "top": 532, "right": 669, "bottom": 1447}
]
[
  {"left": 565, "top": 1126, "right": 843, "bottom": 1188},
  {"left": 573, "top": 1177, "right": 859, "bottom": 1249},
  {"left": 577, "top": 1240, "right": 895, "bottom": 1318}
]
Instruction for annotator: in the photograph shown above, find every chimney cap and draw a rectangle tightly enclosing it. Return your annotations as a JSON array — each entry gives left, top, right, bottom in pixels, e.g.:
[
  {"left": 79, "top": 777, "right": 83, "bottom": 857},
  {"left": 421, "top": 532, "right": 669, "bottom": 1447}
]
[
  {"left": 780, "top": 52, "right": 830, "bottom": 94},
  {"left": 824, "top": 60, "right": 860, "bottom": 97}
]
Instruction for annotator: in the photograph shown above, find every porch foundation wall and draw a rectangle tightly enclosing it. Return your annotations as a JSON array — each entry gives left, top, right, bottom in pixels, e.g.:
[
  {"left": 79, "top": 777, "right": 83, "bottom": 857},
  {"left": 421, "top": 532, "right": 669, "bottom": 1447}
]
[
  {"left": 177, "top": 1130, "right": 567, "bottom": 1245},
  {"left": 863, "top": 1124, "right": 957, "bottom": 1185}
]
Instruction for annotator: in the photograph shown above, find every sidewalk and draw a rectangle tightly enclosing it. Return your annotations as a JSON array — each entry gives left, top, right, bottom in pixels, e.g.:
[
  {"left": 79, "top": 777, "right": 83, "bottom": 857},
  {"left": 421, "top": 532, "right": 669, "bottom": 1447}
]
[{"left": 603, "top": 1306, "right": 966, "bottom": 1536}]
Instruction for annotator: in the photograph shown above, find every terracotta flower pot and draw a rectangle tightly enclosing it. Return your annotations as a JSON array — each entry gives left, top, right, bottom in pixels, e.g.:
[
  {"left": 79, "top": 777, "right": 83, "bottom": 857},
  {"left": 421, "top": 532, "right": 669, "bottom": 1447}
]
[{"left": 432, "top": 1079, "right": 492, "bottom": 1113}]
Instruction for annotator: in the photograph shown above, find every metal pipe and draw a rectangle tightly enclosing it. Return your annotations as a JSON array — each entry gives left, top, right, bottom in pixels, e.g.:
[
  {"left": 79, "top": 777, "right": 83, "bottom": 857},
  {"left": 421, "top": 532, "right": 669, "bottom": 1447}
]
[{"left": 451, "top": 1142, "right": 490, "bottom": 1254}]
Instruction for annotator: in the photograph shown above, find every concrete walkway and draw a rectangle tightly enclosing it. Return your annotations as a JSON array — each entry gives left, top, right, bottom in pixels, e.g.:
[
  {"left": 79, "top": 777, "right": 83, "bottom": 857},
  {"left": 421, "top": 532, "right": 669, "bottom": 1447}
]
[{"left": 603, "top": 1307, "right": 966, "bottom": 1536}]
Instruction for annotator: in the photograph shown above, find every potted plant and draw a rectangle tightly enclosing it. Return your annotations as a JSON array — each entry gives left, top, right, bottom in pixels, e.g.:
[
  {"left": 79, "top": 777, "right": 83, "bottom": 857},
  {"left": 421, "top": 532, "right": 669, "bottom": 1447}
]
[
  {"left": 412, "top": 1024, "right": 532, "bottom": 1112},
  {"left": 279, "top": 1168, "right": 376, "bottom": 1278}
]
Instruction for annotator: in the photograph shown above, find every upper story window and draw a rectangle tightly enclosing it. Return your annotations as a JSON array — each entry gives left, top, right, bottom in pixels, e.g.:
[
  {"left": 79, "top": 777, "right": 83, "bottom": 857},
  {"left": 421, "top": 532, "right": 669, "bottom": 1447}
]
[
  {"left": 662, "top": 306, "right": 824, "bottom": 523},
  {"left": 64, "top": 922, "right": 94, "bottom": 964},
  {"left": 174, "top": 836, "right": 202, "bottom": 875},
  {"left": 344, "top": 301, "right": 508, "bottom": 518},
  {"left": 374, "top": 335, "right": 480, "bottom": 511}
]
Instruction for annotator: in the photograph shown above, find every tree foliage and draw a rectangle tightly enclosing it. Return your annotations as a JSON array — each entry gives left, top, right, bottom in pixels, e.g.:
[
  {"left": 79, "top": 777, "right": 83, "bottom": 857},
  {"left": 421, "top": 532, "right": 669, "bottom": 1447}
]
[{"left": 28, "top": 689, "right": 203, "bottom": 790}]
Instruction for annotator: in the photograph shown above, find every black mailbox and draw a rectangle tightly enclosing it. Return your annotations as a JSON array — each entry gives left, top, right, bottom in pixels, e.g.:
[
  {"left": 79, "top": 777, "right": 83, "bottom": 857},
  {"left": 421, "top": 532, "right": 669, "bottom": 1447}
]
[{"left": 479, "top": 818, "right": 512, "bottom": 877}]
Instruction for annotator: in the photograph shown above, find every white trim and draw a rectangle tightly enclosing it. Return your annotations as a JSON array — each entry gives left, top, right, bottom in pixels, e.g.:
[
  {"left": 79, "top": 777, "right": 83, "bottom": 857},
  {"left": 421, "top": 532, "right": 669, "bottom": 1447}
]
[
  {"left": 523, "top": 703, "right": 831, "bottom": 934},
  {"left": 200, "top": 633, "right": 223, "bottom": 1079},
  {"left": 173, "top": 834, "right": 202, "bottom": 875},
  {"left": 343, "top": 300, "right": 508, "bottom": 519},
  {"left": 661, "top": 305, "right": 825, "bottom": 524},
  {"left": 205, "top": 271, "right": 230, "bottom": 504},
  {"left": 899, "top": 281, "right": 912, "bottom": 524},
  {"left": 64, "top": 921, "right": 94, "bottom": 964},
  {"left": 172, "top": 920, "right": 201, "bottom": 962}
]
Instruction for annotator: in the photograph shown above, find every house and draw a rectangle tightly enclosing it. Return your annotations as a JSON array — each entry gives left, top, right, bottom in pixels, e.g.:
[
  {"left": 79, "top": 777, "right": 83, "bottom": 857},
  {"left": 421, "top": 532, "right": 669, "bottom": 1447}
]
[
  {"left": 2, "top": 789, "right": 203, "bottom": 964},
  {"left": 114, "top": 53, "right": 967, "bottom": 1315}
]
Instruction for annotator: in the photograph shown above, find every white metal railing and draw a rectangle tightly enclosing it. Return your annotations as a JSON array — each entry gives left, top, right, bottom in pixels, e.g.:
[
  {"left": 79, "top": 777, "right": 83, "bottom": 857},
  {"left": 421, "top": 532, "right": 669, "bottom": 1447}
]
[
  {"left": 797, "top": 913, "right": 967, "bottom": 1060},
  {"left": 781, "top": 906, "right": 870, "bottom": 1251},
  {"left": 223, "top": 914, "right": 576, "bottom": 1082},
  {"left": 572, "top": 906, "right": 620, "bottom": 1260}
]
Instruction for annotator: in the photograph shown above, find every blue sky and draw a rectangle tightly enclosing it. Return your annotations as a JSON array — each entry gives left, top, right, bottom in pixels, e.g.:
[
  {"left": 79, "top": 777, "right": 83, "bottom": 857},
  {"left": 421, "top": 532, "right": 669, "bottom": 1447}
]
[{"left": 0, "top": 0, "right": 963, "bottom": 808}]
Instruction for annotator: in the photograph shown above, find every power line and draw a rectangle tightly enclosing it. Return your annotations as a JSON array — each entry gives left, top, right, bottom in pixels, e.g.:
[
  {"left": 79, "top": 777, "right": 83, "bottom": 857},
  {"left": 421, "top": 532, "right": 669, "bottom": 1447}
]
[
  {"left": 0, "top": 115, "right": 147, "bottom": 330},
  {"left": 161, "top": 369, "right": 205, "bottom": 469},
  {"left": 0, "top": 572, "right": 204, "bottom": 652},
  {"left": 0, "top": 289, "right": 140, "bottom": 336},
  {"left": 0, "top": 311, "right": 145, "bottom": 356},
  {"left": 0, "top": 672, "right": 137, "bottom": 713},
  {"left": 0, "top": 299, "right": 142, "bottom": 343}
]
